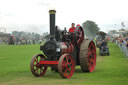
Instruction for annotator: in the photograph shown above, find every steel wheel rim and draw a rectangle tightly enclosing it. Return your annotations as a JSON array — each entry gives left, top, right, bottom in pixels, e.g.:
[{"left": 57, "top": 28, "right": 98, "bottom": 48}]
[
  {"left": 58, "top": 54, "right": 75, "bottom": 78},
  {"left": 88, "top": 41, "right": 96, "bottom": 72},
  {"left": 30, "top": 54, "right": 47, "bottom": 77}
]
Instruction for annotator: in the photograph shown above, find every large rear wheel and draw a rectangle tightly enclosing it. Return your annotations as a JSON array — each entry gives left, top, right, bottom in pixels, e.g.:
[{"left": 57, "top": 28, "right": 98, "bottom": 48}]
[{"left": 80, "top": 40, "right": 96, "bottom": 72}]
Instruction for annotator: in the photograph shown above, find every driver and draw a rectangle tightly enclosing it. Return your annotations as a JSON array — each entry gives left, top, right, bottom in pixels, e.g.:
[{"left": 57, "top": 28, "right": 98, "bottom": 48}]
[
  {"left": 69, "top": 23, "right": 76, "bottom": 32},
  {"left": 101, "top": 40, "right": 107, "bottom": 47}
]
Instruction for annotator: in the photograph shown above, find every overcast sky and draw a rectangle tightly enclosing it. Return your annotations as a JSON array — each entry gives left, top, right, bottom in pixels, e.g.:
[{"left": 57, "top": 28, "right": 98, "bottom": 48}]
[{"left": 0, "top": 0, "right": 128, "bottom": 34}]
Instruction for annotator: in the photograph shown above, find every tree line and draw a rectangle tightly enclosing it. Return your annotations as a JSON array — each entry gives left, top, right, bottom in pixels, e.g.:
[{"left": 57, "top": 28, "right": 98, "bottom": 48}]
[
  {"left": 1, "top": 20, "right": 100, "bottom": 45},
  {"left": 8, "top": 31, "right": 48, "bottom": 45}
]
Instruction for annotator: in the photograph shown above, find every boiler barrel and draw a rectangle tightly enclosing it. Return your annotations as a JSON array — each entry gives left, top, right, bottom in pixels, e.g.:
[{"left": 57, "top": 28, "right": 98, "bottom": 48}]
[
  {"left": 59, "top": 42, "right": 74, "bottom": 54},
  {"left": 41, "top": 41, "right": 74, "bottom": 58}
]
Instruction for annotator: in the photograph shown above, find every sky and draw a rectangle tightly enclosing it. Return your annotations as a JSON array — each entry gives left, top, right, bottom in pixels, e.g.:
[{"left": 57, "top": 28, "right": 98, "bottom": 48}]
[{"left": 0, "top": 0, "right": 128, "bottom": 34}]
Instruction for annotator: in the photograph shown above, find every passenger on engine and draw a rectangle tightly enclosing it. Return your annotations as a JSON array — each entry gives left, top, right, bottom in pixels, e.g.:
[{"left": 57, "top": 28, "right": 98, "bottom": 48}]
[{"left": 69, "top": 23, "right": 76, "bottom": 32}]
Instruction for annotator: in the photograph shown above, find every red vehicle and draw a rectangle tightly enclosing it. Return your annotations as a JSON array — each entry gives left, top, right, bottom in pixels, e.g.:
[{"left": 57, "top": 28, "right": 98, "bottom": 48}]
[{"left": 30, "top": 10, "right": 96, "bottom": 78}]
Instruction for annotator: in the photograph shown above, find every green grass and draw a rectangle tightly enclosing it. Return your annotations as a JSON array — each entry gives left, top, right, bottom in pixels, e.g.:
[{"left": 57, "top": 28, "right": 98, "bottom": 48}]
[{"left": 0, "top": 43, "right": 128, "bottom": 85}]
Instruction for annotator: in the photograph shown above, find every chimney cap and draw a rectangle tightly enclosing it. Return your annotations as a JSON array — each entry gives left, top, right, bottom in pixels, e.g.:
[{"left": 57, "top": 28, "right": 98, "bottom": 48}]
[{"left": 49, "top": 10, "right": 56, "bottom": 14}]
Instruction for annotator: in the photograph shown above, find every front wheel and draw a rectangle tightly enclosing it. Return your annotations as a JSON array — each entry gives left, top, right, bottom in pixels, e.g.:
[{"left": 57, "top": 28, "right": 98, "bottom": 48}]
[
  {"left": 58, "top": 54, "right": 75, "bottom": 78},
  {"left": 30, "top": 54, "right": 47, "bottom": 77}
]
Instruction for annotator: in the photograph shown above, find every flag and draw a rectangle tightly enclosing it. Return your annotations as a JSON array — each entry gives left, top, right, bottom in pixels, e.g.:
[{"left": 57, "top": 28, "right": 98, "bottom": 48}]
[{"left": 121, "top": 22, "right": 125, "bottom": 27}]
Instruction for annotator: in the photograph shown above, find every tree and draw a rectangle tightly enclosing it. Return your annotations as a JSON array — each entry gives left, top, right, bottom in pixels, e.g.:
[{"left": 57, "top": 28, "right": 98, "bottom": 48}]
[
  {"left": 11, "top": 31, "right": 42, "bottom": 45},
  {"left": 119, "top": 29, "right": 125, "bottom": 32},
  {"left": 108, "top": 30, "right": 118, "bottom": 35},
  {"left": 82, "top": 20, "right": 100, "bottom": 38},
  {"left": 108, "top": 30, "right": 118, "bottom": 36}
]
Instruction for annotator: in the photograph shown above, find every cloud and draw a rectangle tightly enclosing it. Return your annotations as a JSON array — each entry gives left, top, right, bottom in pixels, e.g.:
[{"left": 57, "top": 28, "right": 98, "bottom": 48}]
[{"left": 0, "top": 0, "right": 128, "bottom": 33}]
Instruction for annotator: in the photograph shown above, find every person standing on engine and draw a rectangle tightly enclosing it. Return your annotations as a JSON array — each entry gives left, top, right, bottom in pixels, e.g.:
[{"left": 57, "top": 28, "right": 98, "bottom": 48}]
[{"left": 69, "top": 23, "right": 76, "bottom": 32}]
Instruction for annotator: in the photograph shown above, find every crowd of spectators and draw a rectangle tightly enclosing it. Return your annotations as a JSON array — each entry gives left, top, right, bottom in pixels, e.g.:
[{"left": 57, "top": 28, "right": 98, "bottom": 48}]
[{"left": 116, "top": 37, "right": 128, "bottom": 57}]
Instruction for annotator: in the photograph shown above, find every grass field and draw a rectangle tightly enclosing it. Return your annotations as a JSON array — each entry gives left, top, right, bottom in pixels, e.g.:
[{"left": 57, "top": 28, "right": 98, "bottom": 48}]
[{"left": 0, "top": 43, "right": 128, "bottom": 85}]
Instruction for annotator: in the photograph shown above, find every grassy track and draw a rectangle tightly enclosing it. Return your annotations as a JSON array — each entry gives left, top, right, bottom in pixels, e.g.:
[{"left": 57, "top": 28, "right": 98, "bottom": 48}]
[{"left": 0, "top": 43, "right": 128, "bottom": 85}]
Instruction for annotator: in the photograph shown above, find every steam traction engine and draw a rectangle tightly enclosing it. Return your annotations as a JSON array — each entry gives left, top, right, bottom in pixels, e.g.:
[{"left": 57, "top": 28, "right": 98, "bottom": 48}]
[{"left": 30, "top": 10, "right": 97, "bottom": 78}]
